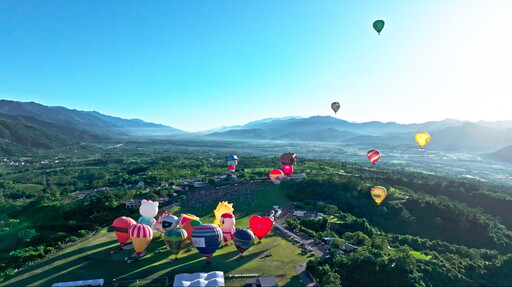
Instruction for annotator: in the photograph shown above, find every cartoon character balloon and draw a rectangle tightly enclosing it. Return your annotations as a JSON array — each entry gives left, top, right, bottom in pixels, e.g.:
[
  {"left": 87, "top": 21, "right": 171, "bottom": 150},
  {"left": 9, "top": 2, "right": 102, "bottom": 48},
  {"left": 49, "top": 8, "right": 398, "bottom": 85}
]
[
  {"left": 128, "top": 223, "right": 153, "bottom": 257},
  {"left": 280, "top": 152, "right": 298, "bottom": 178},
  {"left": 373, "top": 20, "right": 385, "bottom": 35},
  {"left": 220, "top": 213, "right": 236, "bottom": 244},
  {"left": 191, "top": 224, "right": 223, "bottom": 266},
  {"left": 164, "top": 228, "right": 188, "bottom": 260},
  {"left": 213, "top": 201, "right": 234, "bottom": 226},
  {"left": 139, "top": 200, "right": 159, "bottom": 227},
  {"left": 331, "top": 102, "right": 340, "bottom": 114},
  {"left": 367, "top": 150, "right": 381, "bottom": 165},
  {"left": 371, "top": 186, "right": 388, "bottom": 206},
  {"left": 249, "top": 215, "right": 274, "bottom": 241},
  {"left": 233, "top": 228, "right": 255, "bottom": 256},
  {"left": 415, "top": 132, "right": 431, "bottom": 149},
  {"left": 112, "top": 216, "right": 136, "bottom": 247},
  {"left": 225, "top": 155, "right": 239, "bottom": 171},
  {"left": 269, "top": 169, "right": 285, "bottom": 184}
]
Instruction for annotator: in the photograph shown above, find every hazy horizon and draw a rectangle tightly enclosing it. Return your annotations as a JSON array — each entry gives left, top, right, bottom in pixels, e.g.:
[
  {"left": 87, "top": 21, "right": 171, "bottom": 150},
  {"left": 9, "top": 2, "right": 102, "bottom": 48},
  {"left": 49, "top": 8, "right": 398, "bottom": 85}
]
[{"left": 1, "top": 1, "right": 511, "bottom": 130}]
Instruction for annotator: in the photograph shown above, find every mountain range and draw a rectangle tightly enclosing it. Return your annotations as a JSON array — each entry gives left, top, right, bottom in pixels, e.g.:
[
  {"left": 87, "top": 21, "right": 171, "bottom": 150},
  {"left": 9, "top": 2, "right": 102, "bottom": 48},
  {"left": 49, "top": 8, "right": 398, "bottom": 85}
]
[{"left": 1, "top": 99, "right": 512, "bottom": 157}]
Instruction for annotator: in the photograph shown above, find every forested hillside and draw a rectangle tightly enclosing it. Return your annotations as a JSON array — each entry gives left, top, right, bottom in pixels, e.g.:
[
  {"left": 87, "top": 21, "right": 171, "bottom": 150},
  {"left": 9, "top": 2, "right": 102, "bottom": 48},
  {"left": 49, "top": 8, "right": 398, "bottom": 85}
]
[{"left": 1, "top": 148, "right": 511, "bottom": 286}]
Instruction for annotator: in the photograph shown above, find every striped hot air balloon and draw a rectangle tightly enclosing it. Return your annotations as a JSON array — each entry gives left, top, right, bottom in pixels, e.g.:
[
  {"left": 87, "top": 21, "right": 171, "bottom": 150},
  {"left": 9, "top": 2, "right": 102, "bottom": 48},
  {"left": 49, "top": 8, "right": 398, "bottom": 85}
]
[
  {"left": 128, "top": 224, "right": 153, "bottom": 257},
  {"left": 112, "top": 216, "right": 136, "bottom": 247},
  {"left": 367, "top": 150, "right": 381, "bottom": 165},
  {"left": 191, "top": 224, "right": 222, "bottom": 260},
  {"left": 164, "top": 228, "right": 187, "bottom": 259}
]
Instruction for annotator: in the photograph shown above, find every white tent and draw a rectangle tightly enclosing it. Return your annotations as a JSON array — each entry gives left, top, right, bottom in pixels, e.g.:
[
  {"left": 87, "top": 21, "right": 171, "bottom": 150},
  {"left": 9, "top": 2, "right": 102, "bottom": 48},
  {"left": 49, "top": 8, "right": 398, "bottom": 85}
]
[
  {"left": 174, "top": 271, "right": 225, "bottom": 287},
  {"left": 51, "top": 279, "right": 104, "bottom": 287}
]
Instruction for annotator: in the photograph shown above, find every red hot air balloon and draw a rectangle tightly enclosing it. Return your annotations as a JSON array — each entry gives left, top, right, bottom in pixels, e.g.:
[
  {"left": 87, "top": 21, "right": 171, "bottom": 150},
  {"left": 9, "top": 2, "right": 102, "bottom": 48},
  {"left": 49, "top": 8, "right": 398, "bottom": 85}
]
[
  {"left": 249, "top": 215, "right": 274, "bottom": 241},
  {"left": 112, "top": 216, "right": 136, "bottom": 247},
  {"left": 367, "top": 150, "right": 381, "bottom": 166}
]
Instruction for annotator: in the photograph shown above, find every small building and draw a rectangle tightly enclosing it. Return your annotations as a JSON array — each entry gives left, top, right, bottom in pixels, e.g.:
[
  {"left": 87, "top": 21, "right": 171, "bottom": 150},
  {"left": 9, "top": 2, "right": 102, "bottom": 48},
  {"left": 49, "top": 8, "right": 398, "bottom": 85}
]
[
  {"left": 193, "top": 182, "right": 207, "bottom": 188},
  {"left": 289, "top": 173, "right": 306, "bottom": 180},
  {"left": 292, "top": 211, "right": 306, "bottom": 218},
  {"left": 125, "top": 200, "right": 140, "bottom": 209},
  {"left": 137, "top": 181, "right": 145, "bottom": 186},
  {"left": 244, "top": 276, "right": 279, "bottom": 287},
  {"left": 343, "top": 243, "right": 358, "bottom": 253}
]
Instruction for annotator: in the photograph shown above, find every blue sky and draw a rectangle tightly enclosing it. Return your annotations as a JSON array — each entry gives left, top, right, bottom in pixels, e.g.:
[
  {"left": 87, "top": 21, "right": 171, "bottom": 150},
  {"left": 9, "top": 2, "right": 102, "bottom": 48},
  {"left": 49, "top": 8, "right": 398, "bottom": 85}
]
[{"left": 1, "top": 1, "right": 510, "bottom": 131}]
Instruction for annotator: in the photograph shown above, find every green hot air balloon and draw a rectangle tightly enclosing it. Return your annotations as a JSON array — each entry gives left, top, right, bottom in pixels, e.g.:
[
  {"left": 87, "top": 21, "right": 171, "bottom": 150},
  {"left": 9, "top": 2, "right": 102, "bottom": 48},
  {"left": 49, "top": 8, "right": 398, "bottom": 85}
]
[{"left": 373, "top": 20, "right": 385, "bottom": 35}]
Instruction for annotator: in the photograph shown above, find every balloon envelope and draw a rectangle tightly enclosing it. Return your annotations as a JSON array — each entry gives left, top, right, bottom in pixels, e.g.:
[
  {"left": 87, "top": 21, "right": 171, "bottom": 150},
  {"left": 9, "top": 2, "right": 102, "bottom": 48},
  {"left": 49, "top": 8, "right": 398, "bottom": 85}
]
[
  {"left": 128, "top": 224, "right": 153, "bottom": 256},
  {"left": 367, "top": 150, "right": 381, "bottom": 165},
  {"left": 249, "top": 215, "right": 274, "bottom": 240},
  {"left": 164, "top": 228, "right": 187, "bottom": 255},
  {"left": 280, "top": 152, "right": 297, "bottom": 165},
  {"left": 220, "top": 213, "right": 236, "bottom": 243},
  {"left": 213, "top": 201, "right": 234, "bottom": 226},
  {"left": 233, "top": 228, "right": 255, "bottom": 255},
  {"left": 415, "top": 132, "right": 431, "bottom": 149},
  {"left": 331, "top": 102, "right": 340, "bottom": 114},
  {"left": 269, "top": 169, "right": 285, "bottom": 184},
  {"left": 282, "top": 165, "right": 294, "bottom": 178},
  {"left": 373, "top": 20, "right": 385, "bottom": 34},
  {"left": 112, "top": 216, "right": 136, "bottom": 246},
  {"left": 371, "top": 186, "right": 388, "bottom": 206},
  {"left": 181, "top": 219, "right": 202, "bottom": 241},
  {"left": 191, "top": 224, "right": 223, "bottom": 259}
]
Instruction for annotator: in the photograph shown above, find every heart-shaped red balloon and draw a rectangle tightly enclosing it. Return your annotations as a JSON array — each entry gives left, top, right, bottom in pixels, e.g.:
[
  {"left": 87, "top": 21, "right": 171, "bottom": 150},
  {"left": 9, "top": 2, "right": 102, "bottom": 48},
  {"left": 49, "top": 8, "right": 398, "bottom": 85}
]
[{"left": 249, "top": 215, "right": 274, "bottom": 240}]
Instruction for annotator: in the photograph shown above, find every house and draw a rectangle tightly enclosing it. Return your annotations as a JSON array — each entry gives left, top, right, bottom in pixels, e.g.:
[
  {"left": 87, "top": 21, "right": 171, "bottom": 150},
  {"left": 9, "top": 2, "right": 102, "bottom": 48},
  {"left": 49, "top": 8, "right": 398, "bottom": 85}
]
[
  {"left": 292, "top": 211, "right": 306, "bottom": 218},
  {"left": 193, "top": 182, "right": 207, "bottom": 188}
]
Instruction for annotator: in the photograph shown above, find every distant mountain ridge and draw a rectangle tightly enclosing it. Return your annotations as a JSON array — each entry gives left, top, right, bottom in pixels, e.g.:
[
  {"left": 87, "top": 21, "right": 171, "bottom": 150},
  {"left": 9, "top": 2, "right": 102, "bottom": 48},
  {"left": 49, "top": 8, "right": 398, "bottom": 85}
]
[
  {"left": 0, "top": 99, "right": 183, "bottom": 141},
  {"left": 205, "top": 116, "right": 512, "bottom": 152}
]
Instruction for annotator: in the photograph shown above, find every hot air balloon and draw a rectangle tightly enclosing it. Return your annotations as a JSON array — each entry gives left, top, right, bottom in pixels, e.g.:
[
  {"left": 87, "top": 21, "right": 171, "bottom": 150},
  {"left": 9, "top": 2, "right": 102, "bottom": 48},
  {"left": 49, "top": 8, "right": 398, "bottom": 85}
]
[
  {"left": 233, "top": 228, "right": 255, "bottom": 257},
  {"left": 164, "top": 228, "right": 188, "bottom": 261},
  {"left": 112, "top": 216, "right": 136, "bottom": 247},
  {"left": 225, "top": 155, "right": 239, "bottom": 172},
  {"left": 191, "top": 224, "right": 223, "bottom": 266},
  {"left": 373, "top": 20, "right": 385, "bottom": 35},
  {"left": 249, "top": 215, "right": 274, "bottom": 241},
  {"left": 269, "top": 169, "right": 285, "bottom": 184},
  {"left": 213, "top": 201, "right": 234, "bottom": 226},
  {"left": 138, "top": 200, "right": 158, "bottom": 227},
  {"left": 128, "top": 224, "right": 153, "bottom": 257},
  {"left": 331, "top": 102, "right": 340, "bottom": 114},
  {"left": 220, "top": 213, "right": 236, "bottom": 245},
  {"left": 371, "top": 186, "right": 388, "bottom": 206},
  {"left": 280, "top": 152, "right": 298, "bottom": 178},
  {"left": 367, "top": 150, "right": 381, "bottom": 165},
  {"left": 415, "top": 132, "right": 431, "bottom": 149},
  {"left": 178, "top": 214, "right": 202, "bottom": 241},
  {"left": 161, "top": 213, "right": 180, "bottom": 232}
]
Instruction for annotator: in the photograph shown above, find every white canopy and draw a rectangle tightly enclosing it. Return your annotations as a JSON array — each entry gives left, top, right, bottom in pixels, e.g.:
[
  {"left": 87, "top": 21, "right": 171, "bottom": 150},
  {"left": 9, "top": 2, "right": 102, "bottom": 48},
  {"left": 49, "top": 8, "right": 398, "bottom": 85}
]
[{"left": 174, "top": 271, "right": 225, "bottom": 287}]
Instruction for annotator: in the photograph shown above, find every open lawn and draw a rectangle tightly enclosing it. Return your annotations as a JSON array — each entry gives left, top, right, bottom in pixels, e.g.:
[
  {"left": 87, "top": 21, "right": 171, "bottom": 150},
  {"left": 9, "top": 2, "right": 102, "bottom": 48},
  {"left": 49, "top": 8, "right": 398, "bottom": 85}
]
[{"left": 3, "top": 183, "right": 307, "bottom": 287}]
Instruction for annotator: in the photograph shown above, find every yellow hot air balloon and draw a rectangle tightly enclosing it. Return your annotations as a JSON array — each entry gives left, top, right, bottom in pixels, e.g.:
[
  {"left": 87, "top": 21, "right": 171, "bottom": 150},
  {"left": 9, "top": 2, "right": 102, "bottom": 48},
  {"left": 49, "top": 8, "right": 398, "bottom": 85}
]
[
  {"left": 415, "top": 132, "right": 431, "bottom": 149},
  {"left": 370, "top": 186, "right": 387, "bottom": 206},
  {"left": 213, "top": 201, "right": 234, "bottom": 226}
]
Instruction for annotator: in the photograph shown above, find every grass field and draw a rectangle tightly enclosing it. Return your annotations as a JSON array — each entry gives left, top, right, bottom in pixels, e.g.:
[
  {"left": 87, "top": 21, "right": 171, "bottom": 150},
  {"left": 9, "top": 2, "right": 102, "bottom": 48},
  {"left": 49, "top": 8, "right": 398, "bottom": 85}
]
[
  {"left": 409, "top": 251, "right": 431, "bottom": 261},
  {"left": 3, "top": 183, "right": 308, "bottom": 287}
]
